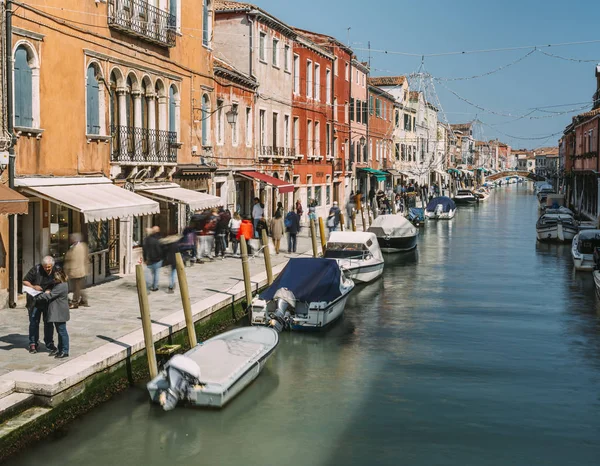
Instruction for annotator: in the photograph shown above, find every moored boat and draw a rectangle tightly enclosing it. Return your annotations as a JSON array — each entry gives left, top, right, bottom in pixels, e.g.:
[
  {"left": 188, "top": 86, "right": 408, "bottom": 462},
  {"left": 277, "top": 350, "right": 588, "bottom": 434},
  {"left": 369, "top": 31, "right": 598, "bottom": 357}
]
[
  {"left": 250, "top": 257, "right": 354, "bottom": 331},
  {"left": 425, "top": 196, "right": 457, "bottom": 220},
  {"left": 474, "top": 187, "right": 490, "bottom": 201},
  {"left": 324, "top": 231, "right": 385, "bottom": 283},
  {"left": 147, "top": 327, "right": 279, "bottom": 410},
  {"left": 453, "top": 189, "right": 479, "bottom": 205},
  {"left": 572, "top": 230, "right": 600, "bottom": 271},
  {"left": 408, "top": 207, "right": 425, "bottom": 227},
  {"left": 368, "top": 214, "right": 418, "bottom": 253},
  {"left": 536, "top": 213, "right": 578, "bottom": 242}
]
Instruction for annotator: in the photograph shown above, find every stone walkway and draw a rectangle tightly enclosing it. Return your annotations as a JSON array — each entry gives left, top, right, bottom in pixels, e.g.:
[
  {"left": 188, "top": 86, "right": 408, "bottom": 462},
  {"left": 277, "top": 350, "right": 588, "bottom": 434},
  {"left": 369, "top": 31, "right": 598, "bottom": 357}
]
[{"left": 0, "top": 235, "right": 314, "bottom": 377}]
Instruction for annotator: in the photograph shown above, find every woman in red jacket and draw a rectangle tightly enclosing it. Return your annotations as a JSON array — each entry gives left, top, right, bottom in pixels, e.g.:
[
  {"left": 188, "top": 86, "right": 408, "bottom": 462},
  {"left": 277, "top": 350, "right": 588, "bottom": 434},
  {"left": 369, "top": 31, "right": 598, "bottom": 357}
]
[{"left": 236, "top": 217, "right": 254, "bottom": 254}]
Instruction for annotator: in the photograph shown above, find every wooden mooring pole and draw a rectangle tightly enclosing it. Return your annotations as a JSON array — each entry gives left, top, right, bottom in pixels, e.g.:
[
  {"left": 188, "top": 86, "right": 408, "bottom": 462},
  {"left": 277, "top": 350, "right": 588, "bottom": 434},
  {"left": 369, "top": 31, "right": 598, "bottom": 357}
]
[
  {"left": 352, "top": 211, "right": 357, "bottom": 231},
  {"left": 261, "top": 229, "right": 274, "bottom": 285},
  {"left": 310, "top": 219, "right": 319, "bottom": 258},
  {"left": 318, "top": 216, "right": 327, "bottom": 253},
  {"left": 240, "top": 236, "right": 253, "bottom": 308},
  {"left": 339, "top": 212, "right": 346, "bottom": 231},
  {"left": 175, "top": 252, "right": 197, "bottom": 348},
  {"left": 361, "top": 209, "right": 367, "bottom": 232},
  {"left": 136, "top": 264, "right": 158, "bottom": 379}
]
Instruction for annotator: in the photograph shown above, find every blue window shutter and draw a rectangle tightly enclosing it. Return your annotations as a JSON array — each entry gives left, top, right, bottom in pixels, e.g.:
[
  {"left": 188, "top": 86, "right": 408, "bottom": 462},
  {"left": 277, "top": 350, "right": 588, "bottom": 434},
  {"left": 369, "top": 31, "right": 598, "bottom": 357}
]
[
  {"left": 169, "top": 87, "right": 176, "bottom": 134},
  {"left": 14, "top": 47, "right": 33, "bottom": 128},
  {"left": 86, "top": 66, "right": 100, "bottom": 134},
  {"left": 170, "top": 0, "right": 178, "bottom": 25}
]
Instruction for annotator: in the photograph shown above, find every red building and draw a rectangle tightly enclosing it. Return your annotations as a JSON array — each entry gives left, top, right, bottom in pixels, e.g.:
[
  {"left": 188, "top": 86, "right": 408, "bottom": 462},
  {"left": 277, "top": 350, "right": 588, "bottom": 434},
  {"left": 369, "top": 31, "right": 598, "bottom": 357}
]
[
  {"left": 366, "top": 85, "right": 396, "bottom": 192},
  {"left": 291, "top": 31, "right": 335, "bottom": 219}
]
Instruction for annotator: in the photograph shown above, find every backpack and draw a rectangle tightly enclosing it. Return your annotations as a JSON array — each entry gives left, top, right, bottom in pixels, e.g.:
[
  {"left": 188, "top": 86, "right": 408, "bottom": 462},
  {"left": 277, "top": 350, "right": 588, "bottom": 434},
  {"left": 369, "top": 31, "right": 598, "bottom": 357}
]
[{"left": 284, "top": 214, "right": 292, "bottom": 228}]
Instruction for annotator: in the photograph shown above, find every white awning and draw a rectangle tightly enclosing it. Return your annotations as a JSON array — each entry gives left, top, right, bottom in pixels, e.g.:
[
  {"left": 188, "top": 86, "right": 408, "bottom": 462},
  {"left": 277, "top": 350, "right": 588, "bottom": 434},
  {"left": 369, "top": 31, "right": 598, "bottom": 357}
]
[
  {"left": 136, "top": 183, "right": 223, "bottom": 212},
  {"left": 434, "top": 169, "right": 449, "bottom": 178},
  {"left": 15, "top": 177, "right": 159, "bottom": 223}
]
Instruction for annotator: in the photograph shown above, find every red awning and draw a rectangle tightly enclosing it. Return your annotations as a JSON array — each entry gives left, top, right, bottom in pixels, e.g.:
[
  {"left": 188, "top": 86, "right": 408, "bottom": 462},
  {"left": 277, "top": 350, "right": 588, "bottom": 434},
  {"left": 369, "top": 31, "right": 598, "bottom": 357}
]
[{"left": 239, "top": 171, "right": 294, "bottom": 194}]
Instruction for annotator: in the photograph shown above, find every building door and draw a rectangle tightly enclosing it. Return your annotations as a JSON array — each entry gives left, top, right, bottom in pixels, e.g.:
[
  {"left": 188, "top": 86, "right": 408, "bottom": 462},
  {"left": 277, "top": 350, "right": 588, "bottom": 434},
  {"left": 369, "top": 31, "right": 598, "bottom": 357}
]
[
  {"left": 334, "top": 182, "right": 340, "bottom": 203},
  {"left": 108, "top": 219, "right": 120, "bottom": 273}
]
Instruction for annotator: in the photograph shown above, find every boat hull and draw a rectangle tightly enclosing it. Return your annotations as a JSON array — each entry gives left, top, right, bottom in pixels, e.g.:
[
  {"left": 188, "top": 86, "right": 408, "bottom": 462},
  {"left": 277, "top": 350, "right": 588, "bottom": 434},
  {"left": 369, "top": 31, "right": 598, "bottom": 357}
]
[
  {"left": 453, "top": 197, "right": 478, "bottom": 205},
  {"left": 594, "top": 271, "right": 600, "bottom": 294},
  {"left": 376, "top": 234, "right": 418, "bottom": 253},
  {"left": 536, "top": 224, "right": 578, "bottom": 242},
  {"left": 291, "top": 292, "right": 352, "bottom": 331},
  {"left": 342, "top": 261, "right": 384, "bottom": 283},
  {"left": 425, "top": 209, "right": 456, "bottom": 220}
]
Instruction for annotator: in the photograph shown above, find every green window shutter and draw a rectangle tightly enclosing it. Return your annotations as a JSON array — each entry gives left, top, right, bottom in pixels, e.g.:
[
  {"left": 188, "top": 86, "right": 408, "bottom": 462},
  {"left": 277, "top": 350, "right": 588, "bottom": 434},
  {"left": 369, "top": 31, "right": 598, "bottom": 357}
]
[
  {"left": 14, "top": 47, "right": 33, "bottom": 128},
  {"left": 202, "top": 0, "right": 209, "bottom": 46},
  {"left": 350, "top": 98, "right": 354, "bottom": 121},
  {"left": 86, "top": 66, "right": 100, "bottom": 134}
]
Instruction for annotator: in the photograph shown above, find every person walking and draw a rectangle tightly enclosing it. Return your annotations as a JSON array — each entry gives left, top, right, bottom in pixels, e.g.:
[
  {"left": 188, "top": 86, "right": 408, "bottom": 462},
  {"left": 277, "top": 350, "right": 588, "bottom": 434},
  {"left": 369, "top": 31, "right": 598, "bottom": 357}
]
[
  {"left": 229, "top": 212, "right": 242, "bottom": 256},
  {"left": 34, "top": 269, "right": 70, "bottom": 358},
  {"left": 143, "top": 226, "right": 163, "bottom": 291},
  {"left": 256, "top": 215, "right": 269, "bottom": 243},
  {"left": 64, "top": 233, "right": 89, "bottom": 309},
  {"left": 179, "top": 225, "right": 197, "bottom": 265},
  {"left": 295, "top": 199, "right": 303, "bottom": 219},
  {"left": 23, "top": 256, "right": 57, "bottom": 354},
  {"left": 237, "top": 216, "right": 254, "bottom": 255},
  {"left": 285, "top": 209, "right": 300, "bottom": 253},
  {"left": 215, "top": 208, "right": 230, "bottom": 259},
  {"left": 199, "top": 209, "right": 218, "bottom": 261},
  {"left": 327, "top": 201, "right": 341, "bottom": 234},
  {"left": 161, "top": 231, "right": 181, "bottom": 294},
  {"left": 270, "top": 209, "right": 285, "bottom": 254},
  {"left": 346, "top": 192, "right": 356, "bottom": 229},
  {"left": 252, "top": 198, "right": 264, "bottom": 238}
]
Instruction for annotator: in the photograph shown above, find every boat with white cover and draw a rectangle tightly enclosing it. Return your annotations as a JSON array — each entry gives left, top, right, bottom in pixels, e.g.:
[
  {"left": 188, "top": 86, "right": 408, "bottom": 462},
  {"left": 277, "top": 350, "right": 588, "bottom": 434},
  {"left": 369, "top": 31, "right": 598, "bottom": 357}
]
[
  {"left": 367, "top": 214, "right": 418, "bottom": 253},
  {"left": 147, "top": 327, "right": 279, "bottom": 410},
  {"left": 474, "top": 187, "right": 490, "bottom": 202},
  {"left": 251, "top": 258, "right": 354, "bottom": 331},
  {"left": 425, "top": 196, "right": 457, "bottom": 220},
  {"left": 453, "top": 189, "right": 479, "bottom": 205},
  {"left": 571, "top": 229, "right": 600, "bottom": 271},
  {"left": 324, "top": 231, "right": 384, "bottom": 283},
  {"left": 536, "top": 213, "right": 578, "bottom": 242}
]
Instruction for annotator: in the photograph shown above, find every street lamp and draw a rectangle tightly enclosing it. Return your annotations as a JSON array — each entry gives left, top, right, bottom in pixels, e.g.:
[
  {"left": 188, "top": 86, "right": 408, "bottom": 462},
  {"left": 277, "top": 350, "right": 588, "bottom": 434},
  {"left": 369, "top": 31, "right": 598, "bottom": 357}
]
[
  {"left": 226, "top": 106, "right": 238, "bottom": 125},
  {"left": 359, "top": 136, "right": 366, "bottom": 147}
]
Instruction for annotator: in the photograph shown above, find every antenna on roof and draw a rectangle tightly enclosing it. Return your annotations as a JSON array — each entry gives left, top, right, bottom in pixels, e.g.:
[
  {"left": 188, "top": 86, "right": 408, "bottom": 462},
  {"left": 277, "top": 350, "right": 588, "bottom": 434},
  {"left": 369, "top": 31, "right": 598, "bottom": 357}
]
[{"left": 347, "top": 27, "right": 351, "bottom": 47}]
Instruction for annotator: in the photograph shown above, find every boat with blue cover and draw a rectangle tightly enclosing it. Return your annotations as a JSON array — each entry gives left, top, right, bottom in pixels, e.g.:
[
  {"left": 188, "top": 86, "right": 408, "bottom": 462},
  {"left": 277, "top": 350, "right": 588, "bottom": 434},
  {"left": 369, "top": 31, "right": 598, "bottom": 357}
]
[{"left": 425, "top": 196, "right": 457, "bottom": 220}]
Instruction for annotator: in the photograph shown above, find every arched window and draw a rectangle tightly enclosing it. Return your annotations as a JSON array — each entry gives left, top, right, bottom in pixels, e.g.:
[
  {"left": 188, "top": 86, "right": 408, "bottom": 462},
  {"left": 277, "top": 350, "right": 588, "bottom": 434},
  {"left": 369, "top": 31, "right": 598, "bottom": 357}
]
[
  {"left": 86, "top": 64, "right": 101, "bottom": 135},
  {"left": 202, "top": 94, "right": 210, "bottom": 146},
  {"left": 169, "top": 85, "right": 177, "bottom": 135},
  {"left": 14, "top": 46, "right": 33, "bottom": 128},
  {"left": 126, "top": 76, "right": 134, "bottom": 128}
]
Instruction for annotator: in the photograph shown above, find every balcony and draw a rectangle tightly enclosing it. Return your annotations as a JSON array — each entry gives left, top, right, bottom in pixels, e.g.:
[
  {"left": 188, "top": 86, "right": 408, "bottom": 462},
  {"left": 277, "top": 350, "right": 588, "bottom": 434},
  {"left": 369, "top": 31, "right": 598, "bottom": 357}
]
[
  {"left": 110, "top": 125, "right": 178, "bottom": 164},
  {"left": 258, "top": 146, "right": 296, "bottom": 161},
  {"left": 108, "top": 0, "right": 176, "bottom": 48}
]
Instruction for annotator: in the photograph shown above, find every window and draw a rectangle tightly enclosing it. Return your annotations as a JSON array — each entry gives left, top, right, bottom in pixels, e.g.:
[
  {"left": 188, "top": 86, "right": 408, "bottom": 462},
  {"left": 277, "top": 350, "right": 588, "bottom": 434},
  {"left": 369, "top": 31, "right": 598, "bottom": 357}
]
[
  {"left": 362, "top": 100, "right": 367, "bottom": 123},
  {"left": 404, "top": 113, "right": 410, "bottom": 131},
  {"left": 202, "top": 0, "right": 210, "bottom": 46},
  {"left": 293, "top": 117, "right": 300, "bottom": 153},
  {"left": 375, "top": 99, "right": 381, "bottom": 118},
  {"left": 349, "top": 98, "right": 355, "bottom": 122},
  {"left": 231, "top": 103, "right": 239, "bottom": 146},
  {"left": 293, "top": 54, "right": 300, "bottom": 94},
  {"left": 86, "top": 64, "right": 101, "bottom": 135},
  {"left": 326, "top": 123, "right": 331, "bottom": 156},
  {"left": 216, "top": 99, "right": 224, "bottom": 145},
  {"left": 169, "top": 85, "right": 179, "bottom": 139},
  {"left": 369, "top": 95, "right": 374, "bottom": 116},
  {"left": 315, "top": 121, "right": 320, "bottom": 155},
  {"left": 272, "top": 38, "right": 279, "bottom": 67},
  {"left": 245, "top": 107, "right": 252, "bottom": 146},
  {"left": 334, "top": 57, "right": 338, "bottom": 76},
  {"left": 333, "top": 137, "right": 338, "bottom": 158},
  {"left": 284, "top": 45, "right": 290, "bottom": 72},
  {"left": 345, "top": 62, "right": 349, "bottom": 81},
  {"left": 356, "top": 70, "right": 359, "bottom": 84},
  {"left": 326, "top": 69, "right": 331, "bottom": 104},
  {"left": 395, "top": 110, "right": 400, "bottom": 127},
  {"left": 326, "top": 184, "right": 331, "bottom": 205},
  {"left": 307, "top": 175, "right": 313, "bottom": 203},
  {"left": 201, "top": 94, "right": 210, "bottom": 145},
  {"left": 171, "top": 0, "right": 182, "bottom": 32},
  {"left": 284, "top": 115, "right": 290, "bottom": 148},
  {"left": 14, "top": 45, "right": 37, "bottom": 128},
  {"left": 307, "top": 120, "right": 313, "bottom": 156},
  {"left": 344, "top": 102, "right": 349, "bottom": 123},
  {"left": 314, "top": 63, "right": 321, "bottom": 101},
  {"left": 259, "top": 32, "right": 267, "bottom": 62},
  {"left": 272, "top": 112, "right": 278, "bottom": 147},
  {"left": 259, "top": 109, "right": 266, "bottom": 147},
  {"left": 333, "top": 98, "right": 338, "bottom": 121},
  {"left": 356, "top": 100, "right": 361, "bottom": 124},
  {"left": 314, "top": 186, "right": 322, "bottom": 206},
  {"left": 306, "top": 60, "right": 313, "bottom": 98}
]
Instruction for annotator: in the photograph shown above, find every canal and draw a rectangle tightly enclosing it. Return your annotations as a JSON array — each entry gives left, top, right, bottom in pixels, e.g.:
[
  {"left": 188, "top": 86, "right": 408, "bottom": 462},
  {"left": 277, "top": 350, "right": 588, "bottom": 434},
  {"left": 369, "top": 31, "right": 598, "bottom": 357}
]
[{"left": 11, "top": 184, "right": 600, "bottom": 465}]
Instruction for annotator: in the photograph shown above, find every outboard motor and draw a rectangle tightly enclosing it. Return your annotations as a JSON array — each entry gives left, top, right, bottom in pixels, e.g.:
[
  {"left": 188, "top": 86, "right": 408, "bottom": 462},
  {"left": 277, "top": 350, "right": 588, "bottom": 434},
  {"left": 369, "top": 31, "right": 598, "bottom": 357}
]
[
  {"left": 434, "top": 203, "right": 443, "bottom": 218},
  {"left": 158, "top": 355, "right": 201, "bottom": 411},
  {"left": 268, "top": 298, "right": 292, "bottom": 332}
]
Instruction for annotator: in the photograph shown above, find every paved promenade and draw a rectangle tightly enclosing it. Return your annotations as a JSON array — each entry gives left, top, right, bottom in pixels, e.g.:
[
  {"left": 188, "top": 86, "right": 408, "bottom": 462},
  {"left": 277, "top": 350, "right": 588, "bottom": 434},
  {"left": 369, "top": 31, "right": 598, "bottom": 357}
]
[{"left": 0, "top": 234, "right": 313, "bottom": 378}]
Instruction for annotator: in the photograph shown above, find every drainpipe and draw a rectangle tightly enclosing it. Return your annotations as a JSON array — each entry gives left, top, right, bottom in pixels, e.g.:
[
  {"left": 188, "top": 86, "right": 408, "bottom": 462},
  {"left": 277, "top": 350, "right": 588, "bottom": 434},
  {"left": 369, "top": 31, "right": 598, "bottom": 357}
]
[{"left": 6, "top": 0, "right": 17, "bottom": 307}]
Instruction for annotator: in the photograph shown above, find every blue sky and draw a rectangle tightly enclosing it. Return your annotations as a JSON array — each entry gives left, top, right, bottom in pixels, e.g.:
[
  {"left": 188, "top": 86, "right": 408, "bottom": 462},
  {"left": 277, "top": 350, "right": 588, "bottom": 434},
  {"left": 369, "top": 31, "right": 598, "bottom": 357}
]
[{"left": 254, "top": 0, "right": 600, "bottom": 149}]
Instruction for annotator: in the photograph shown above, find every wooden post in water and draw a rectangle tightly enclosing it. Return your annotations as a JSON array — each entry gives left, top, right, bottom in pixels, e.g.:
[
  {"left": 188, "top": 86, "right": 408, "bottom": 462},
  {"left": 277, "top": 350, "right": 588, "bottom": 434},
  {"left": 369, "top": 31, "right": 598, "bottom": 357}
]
[
  {"left": 339, "top": 212, "right": 346, "bottom": 231},
  {"left": 310, "top": 219, "right": 319, "bottom": 258},
  {"left": 175, "top": 252, "right": 197, "bottom": 348},
  {"left": 240, "top": 236, "right": 253, "bottom": 309},
  {"left": 367, "top": 207, "right": 373, "bottom": 229},
  {"left": 318, "top": 217, "right": 327, "bottom": 253},
  {"left": 360, "top": 209, "right": 367, "bottom": 232},
  {"left": 261, "top": 229, "right": 274, "bottom": 285},
  {"left": 136, "top": 264, "right": 158, "bottom": 379},
  {"left": 351, "top": 211, "right": 357, "bottom": 231}
]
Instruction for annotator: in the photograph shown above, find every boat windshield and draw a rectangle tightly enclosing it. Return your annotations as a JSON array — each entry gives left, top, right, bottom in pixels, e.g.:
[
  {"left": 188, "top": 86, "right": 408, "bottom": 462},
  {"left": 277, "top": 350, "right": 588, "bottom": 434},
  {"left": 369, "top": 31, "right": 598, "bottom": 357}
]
[
  {"left": 457, "top": 190, "right": 473, "bottom": 196},
  {"left": 324, "top": 243, "right": 369, "bottom": 260},
  {"left": 579, "top": 238, "right": 600, "bottom": 254}
]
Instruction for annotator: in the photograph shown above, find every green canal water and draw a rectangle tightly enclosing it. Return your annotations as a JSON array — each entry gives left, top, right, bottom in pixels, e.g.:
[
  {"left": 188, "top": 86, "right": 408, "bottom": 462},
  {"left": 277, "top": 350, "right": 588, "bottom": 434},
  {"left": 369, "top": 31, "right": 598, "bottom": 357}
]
[{"left": 12, "top": 184, "right": 600, "bottom": 465}]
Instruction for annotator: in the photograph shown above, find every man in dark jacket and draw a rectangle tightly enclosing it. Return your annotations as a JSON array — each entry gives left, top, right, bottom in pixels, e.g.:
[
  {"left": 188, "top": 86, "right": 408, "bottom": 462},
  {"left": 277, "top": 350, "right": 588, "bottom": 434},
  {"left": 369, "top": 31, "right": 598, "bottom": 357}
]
[
  {"left": 143, "top": 226, "right": 163, "bottom": 291},
  {"left": 215, "top": 208, "right": 231, "bottom": 259},
  {"left": 285, "top": 210, "right": 301, "bottom": 253},
  {"left": 22, "top": 256, "right": 58, "bottom": 354}
]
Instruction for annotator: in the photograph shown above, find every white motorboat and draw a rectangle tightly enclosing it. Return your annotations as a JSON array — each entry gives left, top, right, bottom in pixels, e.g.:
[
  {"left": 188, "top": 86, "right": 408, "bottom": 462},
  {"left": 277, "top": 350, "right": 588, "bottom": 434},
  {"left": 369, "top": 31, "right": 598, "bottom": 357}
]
[
  {"left": 453, "top": 189, "right": 479, "bottom": 205},
  {"left": 425, "top": 196, "right": 457, "bottom": 220},
  {"left": 536, "top": 213, "right": 578, "bottom": 242},
  {"left": 537, "top": 185, "right": 555, "bottom": 205},
  {"left": 367, "top": 214, "right": 418, "bottom": 253},
  {"left": 324, "top": 231, "right": 384, "bottom": 283},
  {"left": 250, "top": 258, "right": 354, "bottom": 331},
  {"left": 474, "top": 187, "right": 490, "bottom": 202},
  {"left": 571, "top": 230, "right": 600, "bottom": 271},
  {"left": 147, "top": 327, "right": 279, "bottom": 410}
]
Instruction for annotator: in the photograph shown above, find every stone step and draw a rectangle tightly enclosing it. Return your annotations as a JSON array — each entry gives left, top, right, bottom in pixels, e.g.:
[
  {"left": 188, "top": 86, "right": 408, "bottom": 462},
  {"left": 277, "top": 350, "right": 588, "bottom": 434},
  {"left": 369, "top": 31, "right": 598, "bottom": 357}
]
[
  {"left": 0, "top": 380, "right": 15, "bottom": 399},
  {"left": 0, "top": 392, "right": 34, "bottom": 421},
  {"left": 0, "top": 406, "right": 50, "bottom": 439}
]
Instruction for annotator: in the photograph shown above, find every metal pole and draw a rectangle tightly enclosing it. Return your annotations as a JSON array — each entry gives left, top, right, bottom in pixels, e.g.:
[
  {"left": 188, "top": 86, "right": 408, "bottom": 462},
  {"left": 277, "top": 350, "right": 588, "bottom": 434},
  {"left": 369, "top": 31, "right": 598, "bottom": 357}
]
[
  {"left": 260, "top": 229, "right": 273, "bottom": 285},
  {"left": 136, "top": 264, "right": 158, "bottom": 379},
  {"left": 318, "top": 216, "right": 327, "bottom": 253},
  {"left": 309, "top": 219, "right": 318, "bottom": 258},
  {"left": 239, "top": 236, "right": 253, "bottom": 308},
  {"left": 6, "top": 0, "right": 17, "bottom": 307},
  {"left": 175, "top": 252, "right": 197, "bottom": 348}
]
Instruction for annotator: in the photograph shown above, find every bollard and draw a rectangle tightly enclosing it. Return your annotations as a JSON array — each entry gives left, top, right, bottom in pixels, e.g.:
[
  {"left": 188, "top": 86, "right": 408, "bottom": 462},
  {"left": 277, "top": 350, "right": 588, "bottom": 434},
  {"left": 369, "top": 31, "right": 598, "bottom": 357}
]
[
  {"left": 310, "top": 219, "right": 319, "bottom": 258},
  {"left": 392, "top": 199, "right": 397, "bottom": 215},
  {"left": 175, "top": 252, "right": 197, "bottom": 348},
  {"left": 368, "top": 207, "right": 373, "bottom": 227},
  {"left": 136, "top": 264, "right": 158, "bottom": 379},
  {"left": 318, "top": 217, "right": 327, "bottom": 253},
  {"left": 339, "top": 212, "right": 345, "bottom": 232},
  {"left": 361, "top": 209, "right": 367, "bottom": 232},
  {"left": 240, "top": 236, "right": 253, "bottom": 309},
  {"left": 261, "top": 229, "right": 274, "bottom": 285},
  {"left": 351, "top": 211, "right": 357, "bottom": 232}
]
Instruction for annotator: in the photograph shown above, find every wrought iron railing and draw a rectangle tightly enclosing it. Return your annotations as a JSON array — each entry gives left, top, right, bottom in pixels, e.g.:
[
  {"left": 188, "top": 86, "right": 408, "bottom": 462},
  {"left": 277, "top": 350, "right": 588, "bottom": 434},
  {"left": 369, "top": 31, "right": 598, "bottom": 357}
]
[
  {"left": 108, "top": 0, "right": 176, "bottom": 47},
  {"left": 110, "top": 125, "right": 178, "bottom": 163},
  {"left": 260, "top": 146, "right": 295, "bottom": 158}
]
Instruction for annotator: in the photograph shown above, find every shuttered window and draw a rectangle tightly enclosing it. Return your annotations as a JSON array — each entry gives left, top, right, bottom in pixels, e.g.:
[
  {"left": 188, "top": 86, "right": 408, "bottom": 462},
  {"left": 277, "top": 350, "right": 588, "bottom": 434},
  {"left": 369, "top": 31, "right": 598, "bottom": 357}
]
[
  {"left": 201, "top": 94, "right": 210, "bottom": 146},
  {"left": 202, "top": 0, "right": 209, "bottom": 46},
  {"left": 14, "top": 47, "right": 33, "bottom": 128},
  {"left": 169, "top": 86, "right": 177, "bottom": 135},
  {"left": 86, "top": 65, "right": 100, "bottom": 135}
]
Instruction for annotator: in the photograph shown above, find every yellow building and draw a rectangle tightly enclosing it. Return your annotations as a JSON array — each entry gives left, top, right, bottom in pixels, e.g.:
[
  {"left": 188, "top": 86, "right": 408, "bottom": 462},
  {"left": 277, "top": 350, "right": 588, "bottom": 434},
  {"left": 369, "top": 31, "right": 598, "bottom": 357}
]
[{"left": 3, "top": 0, "right": 218, "bottom": 305}]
